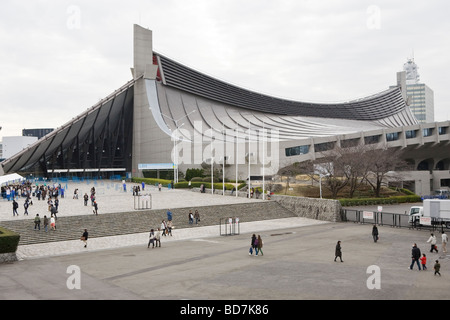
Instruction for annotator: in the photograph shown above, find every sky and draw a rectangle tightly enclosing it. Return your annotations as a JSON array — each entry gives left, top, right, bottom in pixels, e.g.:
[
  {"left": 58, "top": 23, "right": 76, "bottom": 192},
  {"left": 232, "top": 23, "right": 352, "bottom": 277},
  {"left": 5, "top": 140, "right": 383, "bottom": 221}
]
[{"left": 1, "top": 0, "right": 449, "bottom": 138}]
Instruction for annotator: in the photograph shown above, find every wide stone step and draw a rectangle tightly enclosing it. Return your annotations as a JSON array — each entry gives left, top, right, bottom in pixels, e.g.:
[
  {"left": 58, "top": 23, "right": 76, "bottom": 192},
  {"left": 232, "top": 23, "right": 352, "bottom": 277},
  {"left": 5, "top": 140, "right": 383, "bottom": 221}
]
[{"left": 1, "top": 201, "right": 296, "bottom": 246}]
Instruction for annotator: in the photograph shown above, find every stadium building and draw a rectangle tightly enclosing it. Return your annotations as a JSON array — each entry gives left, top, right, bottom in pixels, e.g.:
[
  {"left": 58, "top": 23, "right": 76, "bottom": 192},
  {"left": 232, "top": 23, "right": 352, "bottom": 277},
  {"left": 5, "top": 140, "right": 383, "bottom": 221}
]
[{"left": 1, "top": 25, "right": 449, "bottom": 195}]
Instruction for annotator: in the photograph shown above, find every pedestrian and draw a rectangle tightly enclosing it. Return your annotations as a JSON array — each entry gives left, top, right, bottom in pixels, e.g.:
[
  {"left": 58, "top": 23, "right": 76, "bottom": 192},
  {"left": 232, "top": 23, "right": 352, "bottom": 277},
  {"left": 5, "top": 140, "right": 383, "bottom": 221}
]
[
  {"left": 155, "top": 228, "right": 161, "bottom": 247},
  {"left": 194, "top": 209, "right": 200, "bottom": 224},
  {"left": 167, "top": 220, "right": 173, "bottom": 236},
  {"left": 372, "top": 225, "right": 379, "bottom": 242},
  {"left": 34, "top": 214, "right": 41, "bottom": 231},
  {"left": 12, "top": 199, "right": 19, "bottom": 216},
  {"left": 166, "top": 209, "right": 173, "bottom": 222},
  {"left": 410, "top": 243, "right": 421, "bottom": 270},
  {"left": 434, "top": 260, "right": 441, "bottom": 276},
  {"left": 334, "top": 240, "right": 343, "bottom": 262},
  {"left": 420, "top": 253, "right": 427, "bottom": 270},
  {"left": 24, "top": 201, "right": 29, "bottom": 216},
  {"left": 249, "top": 234, "right": 257, "bottom": 256},
  {"left": 188, "top": 211, "right": 194, "bottom": 224},
  {"left": 158, "top": 183, "right": 162, "bottom": 191},
  {"left": 50, "top": 204, "right": 57, "bottom": 220},
  {"left": 50, "top": 214, "right": 56, "bottom": 231},
  {"left": 257, "top": 235, "right": 264, "bottom": 256},
  {"left": 54, "top": 198, "right": 59, "bottom": 212},
  {"left": 427, "top": 233, "right": 438, "bottom": 253},
  {"left": 93, "top": 201, "right": 98, "bottom": 215},
  {"left": 148, "top": 229, "right": 155, "bottom": 248},
  {"left": 161, "top": 220, "right": 167, "bottom": 236},
  {"left": 81, "top": 229, "right": 88, "bottom": 248},
  {"left": 43, "top": 215, "right": 49, "bottom": 232},
  {"left": 73, "top": 188, "right": 78, "bottom": 199},
  {"left": 442, "top": 231, "right": 448, "bottom": 253},
  {"left": 83, "top": 193, "right": 89, "bottom": 206}
]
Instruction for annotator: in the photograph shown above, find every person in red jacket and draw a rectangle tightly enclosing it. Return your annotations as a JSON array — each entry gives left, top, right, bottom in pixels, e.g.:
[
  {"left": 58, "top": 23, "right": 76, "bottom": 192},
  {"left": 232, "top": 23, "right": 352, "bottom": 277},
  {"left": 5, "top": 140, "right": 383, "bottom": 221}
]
[{"left": 420, "top": 253, "right": 427, "bottom": 270}]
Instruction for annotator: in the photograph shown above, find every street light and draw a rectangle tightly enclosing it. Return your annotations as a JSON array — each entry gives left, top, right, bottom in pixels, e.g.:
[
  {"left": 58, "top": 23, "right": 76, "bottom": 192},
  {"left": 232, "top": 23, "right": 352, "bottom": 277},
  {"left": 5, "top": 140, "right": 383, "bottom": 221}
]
[{"left": 161, "top": 110, "right": 196, "bottom": 184}]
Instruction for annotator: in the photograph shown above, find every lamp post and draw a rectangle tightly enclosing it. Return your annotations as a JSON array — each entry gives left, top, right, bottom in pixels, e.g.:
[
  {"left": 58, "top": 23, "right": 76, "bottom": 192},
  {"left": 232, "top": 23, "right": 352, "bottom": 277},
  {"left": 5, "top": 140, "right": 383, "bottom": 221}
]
[{"left": 161, "top": 110, "right": 196, "bottom": 184}]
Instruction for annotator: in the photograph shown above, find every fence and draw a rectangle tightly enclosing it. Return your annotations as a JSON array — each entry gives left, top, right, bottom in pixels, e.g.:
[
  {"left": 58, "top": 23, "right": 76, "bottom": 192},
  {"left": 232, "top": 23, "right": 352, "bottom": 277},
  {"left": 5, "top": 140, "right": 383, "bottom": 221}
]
[
  {"left": 341, "top": 209, "right": 450, "bottom": 233},
  {"left": 220, "top": 217, "right": 240, "bottom": 236}
]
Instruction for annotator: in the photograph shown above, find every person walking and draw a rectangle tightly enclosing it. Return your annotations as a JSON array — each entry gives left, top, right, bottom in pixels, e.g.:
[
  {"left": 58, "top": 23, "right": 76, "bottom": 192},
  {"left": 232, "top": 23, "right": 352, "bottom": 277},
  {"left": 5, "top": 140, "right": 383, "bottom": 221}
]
[
  {"left": 81, "top": 229, "right": 88, "bottom": 248},
  {"left": 12, "top": 199, "right": 19, "bottom": 216},
  {"left": 43, "top": 215, "right": 49, "bottom": 232},
  {"left": 410, "top": 243, "right": 421, "bottom": 270},
  {"left": 166, "top": 209, "right": 173, "bottom": 222},
  {"left": 434, "top": 260, "right": 441, "bottom": 276},
  {"left": 155, "top": 228, "right": 161, "bottom": 247},
  {"left": 166, "top": 220, "right": 173, "bottom": 236},
  {"left": 34, "top": 214, "right": 41, "bottom": 231},
  {"left": 249, "top": 234, "right": 257, "bottom": 256},
  {"left": 334, "top": 240, "right": 343, "bottom": 262},
  {"left": 24, "top": 201, "right": 29, "bottom": 216},
  {"left": 427, "top": 233, "right": 438, "bottom": 253},
  {"left": 83, "top": 193, "right": 89, "bottom": 206},
  {"left": 420, "top": 253, "right": 427, "bottom": 270},
  {"left": 442, "top": 231, "right": 448, "bottom": 253},
  {"left": 188, "top": 211, "right": 194, "bottom": 224},
  {"left": 161, "top": 220, "right": 167, "bottom": 236},
  {"left": 372, "top": 225, "right": 379, "bottom": 243},
  {"left": 50, "top": 214, "right": 56, "bottom": 231},
  {"left": 148, "top": 229, "right": 155, "bottom": 248},
  {"left": 194, "top": 210, "right": 200, "bottom": 224},
  {"left": 257, "top": 235, "right": 264, "bottom": 256},
  {"left": 93, "top": 201, "right": 98, "bottom": 215}
]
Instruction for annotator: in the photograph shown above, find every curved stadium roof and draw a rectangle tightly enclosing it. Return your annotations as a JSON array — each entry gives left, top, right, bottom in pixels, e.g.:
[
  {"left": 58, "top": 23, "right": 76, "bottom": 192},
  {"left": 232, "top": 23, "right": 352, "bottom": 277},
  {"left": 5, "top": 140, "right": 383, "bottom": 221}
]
[{"left": 156, "top": 53, "right": 416, "bottom": 122}]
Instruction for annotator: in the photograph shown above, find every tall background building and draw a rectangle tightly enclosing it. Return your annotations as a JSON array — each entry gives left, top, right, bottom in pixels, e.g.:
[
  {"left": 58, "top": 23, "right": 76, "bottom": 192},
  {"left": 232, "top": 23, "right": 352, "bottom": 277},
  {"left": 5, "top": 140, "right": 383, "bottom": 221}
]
[{"left": 403, "top": 59, "right": 434, "bottom": 123}]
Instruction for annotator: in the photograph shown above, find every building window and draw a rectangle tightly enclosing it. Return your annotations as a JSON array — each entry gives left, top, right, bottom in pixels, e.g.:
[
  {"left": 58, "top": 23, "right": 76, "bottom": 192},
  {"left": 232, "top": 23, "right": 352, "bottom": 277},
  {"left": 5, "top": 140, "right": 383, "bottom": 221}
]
[
  {"left": 405, "top": 130, "right": 417, "bottom": 139},
  {"left": 438, "top": 127, "right": 447, "bottom": 135},
  {"left": 314, "top": 142, "right": 335, "bottom": 153},
  {"left": 386, "top": 132, "right": 400, "bottom": 141},
  {"left": 364, "top": 135, "right": 381, "bottom": 145},
  {"left": 423, "top": 128, "right": 433, "bottom": 137},
  {"left": 285, "top": 145, "right": 310, "bottom": 157}
]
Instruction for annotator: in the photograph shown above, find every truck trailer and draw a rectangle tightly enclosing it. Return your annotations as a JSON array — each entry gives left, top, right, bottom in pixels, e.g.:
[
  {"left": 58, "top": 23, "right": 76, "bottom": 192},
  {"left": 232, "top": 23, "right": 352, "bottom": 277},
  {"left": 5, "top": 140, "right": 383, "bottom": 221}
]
[{"left": 408, "top": 199, "right": 450, "bottom": 228}]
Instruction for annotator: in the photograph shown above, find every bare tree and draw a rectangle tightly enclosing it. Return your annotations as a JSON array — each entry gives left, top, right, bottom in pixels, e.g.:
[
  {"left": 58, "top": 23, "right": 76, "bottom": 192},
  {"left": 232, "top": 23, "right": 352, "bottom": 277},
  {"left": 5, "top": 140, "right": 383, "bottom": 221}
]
[
  {"left": 277, "top": 161, "right": 304, "bottom": 195},
  {"left": 363, "top": 145, "right": 408, "bottom": 197}
]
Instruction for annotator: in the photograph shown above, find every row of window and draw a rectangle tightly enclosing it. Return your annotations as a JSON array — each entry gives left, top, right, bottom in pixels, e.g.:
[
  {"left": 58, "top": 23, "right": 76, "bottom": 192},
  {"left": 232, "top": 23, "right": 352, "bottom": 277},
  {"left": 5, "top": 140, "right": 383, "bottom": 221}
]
[{"left": 285, "top": 126, "right": 449, "bottom": 156}]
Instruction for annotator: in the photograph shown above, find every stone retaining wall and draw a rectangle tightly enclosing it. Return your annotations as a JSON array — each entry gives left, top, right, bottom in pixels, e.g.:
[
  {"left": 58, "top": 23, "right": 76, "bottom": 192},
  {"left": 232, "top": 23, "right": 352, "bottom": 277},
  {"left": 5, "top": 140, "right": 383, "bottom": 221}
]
[
  {"left": 272, "top": 195, "right": 342, "bottom": 222},
  {"left": 0, "top": 252, "right": 18, "bottom": 264}
]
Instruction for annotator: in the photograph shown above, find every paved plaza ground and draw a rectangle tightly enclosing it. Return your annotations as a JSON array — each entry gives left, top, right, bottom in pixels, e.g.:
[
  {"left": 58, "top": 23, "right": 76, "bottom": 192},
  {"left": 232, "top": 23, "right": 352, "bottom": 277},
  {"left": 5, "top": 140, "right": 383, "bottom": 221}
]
[{"left": 1, "top": 181, "right": 449, "bottom": 304}]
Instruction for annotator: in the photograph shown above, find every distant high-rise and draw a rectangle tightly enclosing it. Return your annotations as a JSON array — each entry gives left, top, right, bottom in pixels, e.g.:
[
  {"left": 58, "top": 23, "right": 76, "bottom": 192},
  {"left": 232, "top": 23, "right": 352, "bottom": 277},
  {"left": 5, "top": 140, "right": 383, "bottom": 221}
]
[
  {"left": 403, "top": 59, "right": 434, "bottom": 123},
  {"left": 22, "top": 128, "right": 54, "bottom": 139}
]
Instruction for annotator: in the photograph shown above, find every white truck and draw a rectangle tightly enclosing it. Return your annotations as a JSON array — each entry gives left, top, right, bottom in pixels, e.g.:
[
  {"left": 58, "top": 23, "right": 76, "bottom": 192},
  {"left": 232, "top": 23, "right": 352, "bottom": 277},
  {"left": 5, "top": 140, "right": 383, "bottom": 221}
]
[{"left": 409, "top": 199, "right": 450, "bottom": 228}]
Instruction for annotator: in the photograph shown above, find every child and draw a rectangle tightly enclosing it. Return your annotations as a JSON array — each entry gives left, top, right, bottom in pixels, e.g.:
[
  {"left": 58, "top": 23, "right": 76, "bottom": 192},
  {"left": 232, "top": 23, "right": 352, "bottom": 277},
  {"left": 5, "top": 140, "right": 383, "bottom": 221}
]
[
  {"left": 434, "top": 260, "right": 441, "bottom": 276},
  {"left": 420, "top": 253, "right": 427, "bottom": 270}
]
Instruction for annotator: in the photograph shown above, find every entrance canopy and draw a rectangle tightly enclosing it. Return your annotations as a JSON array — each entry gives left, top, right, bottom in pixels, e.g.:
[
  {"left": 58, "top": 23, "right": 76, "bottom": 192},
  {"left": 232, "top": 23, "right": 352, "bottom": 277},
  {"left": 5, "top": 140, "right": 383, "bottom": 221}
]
[{"left": 0, "top": 173, "right": 25, "bottom": 186}]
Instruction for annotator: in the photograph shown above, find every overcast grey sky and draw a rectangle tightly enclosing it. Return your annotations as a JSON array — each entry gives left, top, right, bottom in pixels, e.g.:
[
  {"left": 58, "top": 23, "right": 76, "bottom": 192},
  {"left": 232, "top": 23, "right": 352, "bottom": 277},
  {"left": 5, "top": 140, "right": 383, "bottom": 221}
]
[{"left": 1, "top": 0, "right": 449, "bottom": 138}]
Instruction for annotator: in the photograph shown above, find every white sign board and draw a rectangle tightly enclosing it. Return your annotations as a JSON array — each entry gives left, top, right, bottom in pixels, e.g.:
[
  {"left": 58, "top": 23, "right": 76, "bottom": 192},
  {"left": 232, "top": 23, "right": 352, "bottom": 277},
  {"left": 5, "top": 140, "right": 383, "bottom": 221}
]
[
  {"left": 420, "top": 217, "right": 432, "bottom": 226},
  {"left": 363, "top": 211, "right": 374, "bottom": 219}
]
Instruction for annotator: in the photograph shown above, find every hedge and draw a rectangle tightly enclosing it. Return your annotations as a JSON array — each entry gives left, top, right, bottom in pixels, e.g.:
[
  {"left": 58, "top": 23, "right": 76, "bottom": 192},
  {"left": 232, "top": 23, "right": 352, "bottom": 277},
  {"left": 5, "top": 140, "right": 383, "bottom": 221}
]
[
  {"left": 0, "top": 227, "right": 20, "bottom": 254},
  {"left": 131, "top": 177, "right": 173, "bottom": 187},
  {"left": 339, "top": 195, "right": 421, "bottom": 207},
  {"left": 174, "top": 181, "right": 235, "bottom": 190}
]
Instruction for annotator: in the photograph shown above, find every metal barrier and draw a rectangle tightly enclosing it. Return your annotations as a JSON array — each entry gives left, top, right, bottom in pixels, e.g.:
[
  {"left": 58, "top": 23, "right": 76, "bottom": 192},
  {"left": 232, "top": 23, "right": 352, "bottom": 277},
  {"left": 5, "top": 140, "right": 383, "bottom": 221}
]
[
  {"left": 134, "top": 194, "right": 152, "bottom": 210},
  {"left": 220, "top": 217, "right": 240, "bottom": 236},
  {"left": 341, "top": 209, "right": 449, "bottom": 233}
]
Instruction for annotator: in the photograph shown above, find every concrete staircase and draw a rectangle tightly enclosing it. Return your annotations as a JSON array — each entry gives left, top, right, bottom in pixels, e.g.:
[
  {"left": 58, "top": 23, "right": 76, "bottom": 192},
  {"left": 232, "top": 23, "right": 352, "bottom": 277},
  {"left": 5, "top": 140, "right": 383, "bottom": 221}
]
[{"left": 0, "top": 201, "right": 296, "bottom": 246}]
